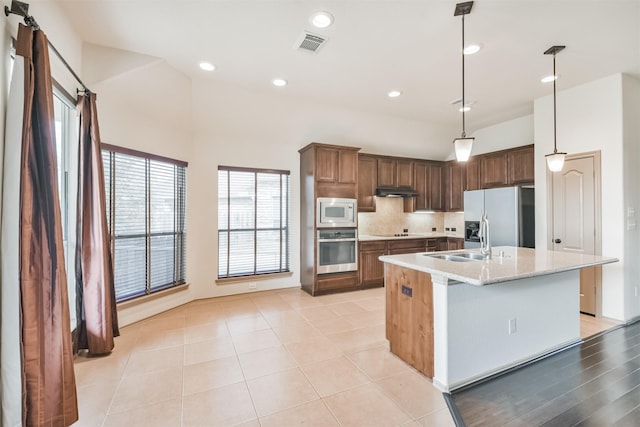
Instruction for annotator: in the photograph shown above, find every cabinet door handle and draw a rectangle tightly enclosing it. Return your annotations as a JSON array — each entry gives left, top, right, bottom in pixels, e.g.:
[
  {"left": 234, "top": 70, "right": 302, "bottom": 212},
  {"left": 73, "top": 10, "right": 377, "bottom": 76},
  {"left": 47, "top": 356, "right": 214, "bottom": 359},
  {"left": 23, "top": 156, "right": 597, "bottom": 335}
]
[{"left": 554, "top": 238, "right": 562, "bottom": 244}]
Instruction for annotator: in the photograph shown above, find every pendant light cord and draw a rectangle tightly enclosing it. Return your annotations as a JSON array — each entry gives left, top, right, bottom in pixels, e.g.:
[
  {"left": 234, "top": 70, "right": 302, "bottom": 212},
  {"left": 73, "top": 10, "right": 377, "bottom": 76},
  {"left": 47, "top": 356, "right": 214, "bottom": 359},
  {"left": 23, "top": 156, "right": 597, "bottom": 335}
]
[
  {"left": 552, "top": 53, "right": 557, "bottom": 154},
  {"left": 461, "top": 14, "right": 466, "bottom": 138}
]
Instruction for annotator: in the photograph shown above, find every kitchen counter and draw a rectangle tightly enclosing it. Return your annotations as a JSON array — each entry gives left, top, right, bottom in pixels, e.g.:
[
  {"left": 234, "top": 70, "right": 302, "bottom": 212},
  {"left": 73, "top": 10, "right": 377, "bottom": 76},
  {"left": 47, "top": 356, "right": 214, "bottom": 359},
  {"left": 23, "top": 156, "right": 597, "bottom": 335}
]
[
  {"left": 359, "top": 232, "right": 464, "bottom": 241},
  {"left": 379, "top": 246, "right": 618, "bottom": 286},
  {"left": 381, "top": 246, "right": 619, "bottom": 393}
]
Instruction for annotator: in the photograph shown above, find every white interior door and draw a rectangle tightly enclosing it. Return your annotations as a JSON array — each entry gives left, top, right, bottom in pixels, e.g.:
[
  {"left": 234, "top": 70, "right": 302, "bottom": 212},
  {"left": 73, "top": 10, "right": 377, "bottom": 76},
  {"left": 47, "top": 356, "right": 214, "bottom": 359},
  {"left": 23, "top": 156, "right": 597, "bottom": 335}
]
[{"left": 551, "top": 153, "right": 600, "bottom": 315}]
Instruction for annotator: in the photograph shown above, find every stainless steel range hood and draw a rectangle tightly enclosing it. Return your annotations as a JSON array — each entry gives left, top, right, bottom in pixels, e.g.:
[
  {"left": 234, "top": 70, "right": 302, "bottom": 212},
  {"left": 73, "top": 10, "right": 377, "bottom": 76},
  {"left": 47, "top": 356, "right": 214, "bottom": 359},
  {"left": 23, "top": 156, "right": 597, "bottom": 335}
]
[{"left": 375, "top": 186, "right": 418, "bottom": 198}]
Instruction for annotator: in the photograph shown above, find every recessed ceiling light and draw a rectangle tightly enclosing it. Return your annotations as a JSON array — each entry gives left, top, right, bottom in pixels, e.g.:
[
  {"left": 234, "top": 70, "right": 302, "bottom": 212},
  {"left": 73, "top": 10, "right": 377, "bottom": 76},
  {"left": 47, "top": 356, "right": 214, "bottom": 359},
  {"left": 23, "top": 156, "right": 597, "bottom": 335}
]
[
  {"left": 310, "top": 11, "right": 334, "bottom": 29},
  {"left": 272, "top": 78, "right": 287, "bottom": 87},
  {"left": 388, "top": 90, "right": 402, "bottom": 98},
  {"left": 463, "top": 43, "right": 482, "bottom": 55},
  {"left": 541, "top": 74, "right": 558, "bottom": 83},
  {"left": 199, "top": 62, "right": 215, "bottom": 71}
]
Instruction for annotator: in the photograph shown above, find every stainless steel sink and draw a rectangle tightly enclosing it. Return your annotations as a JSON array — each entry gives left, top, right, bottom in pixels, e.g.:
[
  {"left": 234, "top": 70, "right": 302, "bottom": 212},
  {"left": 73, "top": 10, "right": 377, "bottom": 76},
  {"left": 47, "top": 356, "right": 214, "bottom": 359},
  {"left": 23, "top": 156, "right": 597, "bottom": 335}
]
[
  {"left": 424, "top": 252, "right": 490, "bottom": 262},
  {"left": 452, "top": 252, "right": 491, "bottom": 260}
]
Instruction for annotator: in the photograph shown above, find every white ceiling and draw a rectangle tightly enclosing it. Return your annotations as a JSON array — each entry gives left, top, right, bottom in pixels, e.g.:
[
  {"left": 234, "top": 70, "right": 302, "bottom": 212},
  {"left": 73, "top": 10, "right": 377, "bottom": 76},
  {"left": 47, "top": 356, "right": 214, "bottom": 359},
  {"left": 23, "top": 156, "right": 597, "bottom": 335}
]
[{"left": 56, "top": 0, "right": 640, "bottom": 131}]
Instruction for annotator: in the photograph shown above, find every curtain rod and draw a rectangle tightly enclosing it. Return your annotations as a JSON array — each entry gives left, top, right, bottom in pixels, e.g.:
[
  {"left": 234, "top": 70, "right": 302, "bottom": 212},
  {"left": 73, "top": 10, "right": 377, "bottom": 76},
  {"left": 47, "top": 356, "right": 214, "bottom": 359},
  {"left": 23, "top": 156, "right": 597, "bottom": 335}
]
[{"left": 4, "top": 0, "right": 91, "bottom": 94}]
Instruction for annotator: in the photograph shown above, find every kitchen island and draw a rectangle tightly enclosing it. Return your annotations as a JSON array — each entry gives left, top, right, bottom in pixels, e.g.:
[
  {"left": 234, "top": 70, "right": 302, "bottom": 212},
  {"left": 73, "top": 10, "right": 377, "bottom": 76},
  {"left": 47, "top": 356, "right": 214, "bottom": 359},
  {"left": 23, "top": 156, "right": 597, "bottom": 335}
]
[{"left": 380, "top": 246, "right": 618, "bottom": 392}]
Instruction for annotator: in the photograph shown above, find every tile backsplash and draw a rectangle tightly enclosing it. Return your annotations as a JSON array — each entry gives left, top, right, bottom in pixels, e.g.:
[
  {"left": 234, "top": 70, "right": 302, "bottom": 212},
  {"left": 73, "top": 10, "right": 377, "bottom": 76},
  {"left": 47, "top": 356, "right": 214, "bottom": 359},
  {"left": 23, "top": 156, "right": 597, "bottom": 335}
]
[{"left": 358, "top": 197, "right": 464, "bottom": 236}]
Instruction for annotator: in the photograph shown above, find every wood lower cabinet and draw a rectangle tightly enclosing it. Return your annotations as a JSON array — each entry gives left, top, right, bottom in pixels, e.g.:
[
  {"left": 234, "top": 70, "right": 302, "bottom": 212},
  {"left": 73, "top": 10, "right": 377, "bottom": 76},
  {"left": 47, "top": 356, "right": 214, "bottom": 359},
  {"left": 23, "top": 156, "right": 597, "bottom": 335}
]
[
  {"left": 447, "top": 237, "right": 464, "bottom": 250},
  {"left": 359, "top": 241, "right": 386, "bottom": 287},
  {"left": 437, "top": 237, "right": 464, "bottom": 251},
  {"left": 388, "top": 239, "right": 428, "bottom": 255},
  {"left": 316, "top": 271, "right": 359, "bottom": 294},
  {"left": 359, "top": 239, "right": 428, "bottom": 287},
  {"left": 385, "top": 263, "right": 434, "bottom": 378}
]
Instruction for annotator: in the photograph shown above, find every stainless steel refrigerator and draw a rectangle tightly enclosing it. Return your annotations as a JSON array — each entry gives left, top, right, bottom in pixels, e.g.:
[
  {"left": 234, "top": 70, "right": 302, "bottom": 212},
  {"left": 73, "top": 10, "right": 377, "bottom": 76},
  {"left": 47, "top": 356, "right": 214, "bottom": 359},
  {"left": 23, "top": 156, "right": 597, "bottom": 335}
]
[{"left": 463, "top": 186, "right": 535, "bottom": 249}]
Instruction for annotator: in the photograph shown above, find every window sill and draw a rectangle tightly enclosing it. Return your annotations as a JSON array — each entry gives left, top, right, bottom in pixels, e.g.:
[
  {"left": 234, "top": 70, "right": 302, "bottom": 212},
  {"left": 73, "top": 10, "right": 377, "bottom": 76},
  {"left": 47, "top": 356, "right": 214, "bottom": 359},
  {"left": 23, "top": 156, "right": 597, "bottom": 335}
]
[
  {"left": 215, "top": 271, "right": 293, "bottom": 285},
  {"left": 116, "top": 283, "right": 190, "bottom": 308}
]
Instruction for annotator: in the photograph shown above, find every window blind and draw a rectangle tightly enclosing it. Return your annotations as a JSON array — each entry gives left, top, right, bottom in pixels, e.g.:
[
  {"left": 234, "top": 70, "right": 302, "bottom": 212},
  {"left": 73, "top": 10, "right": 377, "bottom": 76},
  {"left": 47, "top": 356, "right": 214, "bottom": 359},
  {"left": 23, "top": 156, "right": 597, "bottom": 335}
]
[
  {"left": 218, "top": 166, "right": 290, "bottom": 279},
  {"left": 102, "top": 145, "right": 187, "bottom": 302}
]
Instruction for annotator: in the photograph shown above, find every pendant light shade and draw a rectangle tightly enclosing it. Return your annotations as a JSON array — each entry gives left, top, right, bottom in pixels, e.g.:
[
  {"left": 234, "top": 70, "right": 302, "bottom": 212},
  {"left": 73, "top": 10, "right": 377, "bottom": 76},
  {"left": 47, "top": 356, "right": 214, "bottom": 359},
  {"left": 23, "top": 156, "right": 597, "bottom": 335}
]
[
  {"left": 545, "top": 152, "right": 566, "bottom": 172},
  {"left": 453, "top": 2, "right": 474, "bottom": 162},
  {"left": 544, "top": 45, "right": 567, "bottom": 172},
  {"left": 453, "top": 137, "right": 474, "bottom": 162}
]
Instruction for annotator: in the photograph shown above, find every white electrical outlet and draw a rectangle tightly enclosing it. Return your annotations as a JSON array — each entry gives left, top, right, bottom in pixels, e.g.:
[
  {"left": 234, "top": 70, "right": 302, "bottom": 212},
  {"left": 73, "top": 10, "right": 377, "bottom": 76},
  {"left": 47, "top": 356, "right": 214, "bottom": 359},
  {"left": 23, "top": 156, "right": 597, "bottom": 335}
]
[
  {"left": 508, "top": 318, "right": 517, "bottom": 334},
  {"left": 248, "top": 283, "right": 257, "bottom": 290}
]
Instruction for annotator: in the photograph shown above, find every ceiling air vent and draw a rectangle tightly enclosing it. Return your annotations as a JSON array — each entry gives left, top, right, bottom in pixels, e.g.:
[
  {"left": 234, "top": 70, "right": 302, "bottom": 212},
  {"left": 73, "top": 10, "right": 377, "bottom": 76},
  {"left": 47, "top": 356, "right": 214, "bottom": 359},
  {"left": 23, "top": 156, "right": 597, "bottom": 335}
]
[{"left": 296, "top": 31, "right": 328, "bottom": 53}]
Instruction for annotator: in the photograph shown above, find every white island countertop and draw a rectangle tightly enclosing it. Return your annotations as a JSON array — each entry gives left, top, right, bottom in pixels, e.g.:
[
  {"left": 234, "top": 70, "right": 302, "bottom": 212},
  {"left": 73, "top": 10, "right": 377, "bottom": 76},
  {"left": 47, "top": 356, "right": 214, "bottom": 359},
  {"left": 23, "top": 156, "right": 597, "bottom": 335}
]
[{"left": 379, "top": 246, "right": 618, "bottom": 286}]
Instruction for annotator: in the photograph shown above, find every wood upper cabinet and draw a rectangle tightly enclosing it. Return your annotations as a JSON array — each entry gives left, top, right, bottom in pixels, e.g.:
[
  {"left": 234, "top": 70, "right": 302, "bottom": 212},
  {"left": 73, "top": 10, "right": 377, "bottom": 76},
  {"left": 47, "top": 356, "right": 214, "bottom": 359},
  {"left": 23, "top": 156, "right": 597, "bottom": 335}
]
[
  {"left": 377, "top": 158, "right": 396, "bottom": 187},
  {"left": 465, "top": 156, "right": 481, "bottom": 191},
  {"left": 316, "top": 146, "right": 357, "bottom": 185},
  {"left": 472, "top": 144, "right": 535, "bottom": 190},
  {"left": 480, "top": 151, "right": 509, "bottom": 188},
  {"left": 445, "top": 161, "right": 465, "bottom": 212},
  {"left": 377, "top": 157, "right": 413, "bottom": 188},
  {"left": 302, "top": 143, "right": 360, "bottom": 199},
  {"left": 315, "top": 146, "right": 338, "bottom": 182},
  {"left": 412, "top": 162, "right": 444, "bottom": 212},
  {"left": 358, "top": 154, "right": 377, "bottom": 212},
  {"left": 429, "top": 164, "right": 444, "bottom": 211},
  {"left": 413, "top": 162, "right": 429, "bottom": 211},
  {"left": 396, "top": 159, "right": 414, "bottom": 187},
  {"left": 508, "top": 145, "right": 534, "bottom": 185}
]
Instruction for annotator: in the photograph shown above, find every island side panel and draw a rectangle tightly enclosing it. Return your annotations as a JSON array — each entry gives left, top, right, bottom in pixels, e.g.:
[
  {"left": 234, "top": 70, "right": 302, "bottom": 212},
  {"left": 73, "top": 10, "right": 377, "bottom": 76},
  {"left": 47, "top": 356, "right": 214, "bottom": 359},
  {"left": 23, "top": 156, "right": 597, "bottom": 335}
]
[
  {"left": 437, "top": 269, "right": 580, "bottom": 391},
  {"left": 385, "top": 263, "right": 434, "bottom": 378}
]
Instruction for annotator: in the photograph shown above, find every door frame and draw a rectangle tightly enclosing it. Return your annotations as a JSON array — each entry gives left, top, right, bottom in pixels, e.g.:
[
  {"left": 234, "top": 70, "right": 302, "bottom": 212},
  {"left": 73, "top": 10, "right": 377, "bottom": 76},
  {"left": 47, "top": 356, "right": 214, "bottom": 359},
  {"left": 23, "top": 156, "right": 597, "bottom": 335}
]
[{"left": 547, "top": 150, "right": 603, "bottom": 316}]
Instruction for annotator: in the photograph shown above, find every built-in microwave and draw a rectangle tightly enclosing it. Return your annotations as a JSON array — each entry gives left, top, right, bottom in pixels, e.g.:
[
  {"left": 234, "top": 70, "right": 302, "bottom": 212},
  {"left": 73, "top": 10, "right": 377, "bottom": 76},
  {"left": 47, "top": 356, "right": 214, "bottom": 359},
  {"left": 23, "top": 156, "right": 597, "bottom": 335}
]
[{"left": 316, "top": 197, "right": 357, "bottom": 228}]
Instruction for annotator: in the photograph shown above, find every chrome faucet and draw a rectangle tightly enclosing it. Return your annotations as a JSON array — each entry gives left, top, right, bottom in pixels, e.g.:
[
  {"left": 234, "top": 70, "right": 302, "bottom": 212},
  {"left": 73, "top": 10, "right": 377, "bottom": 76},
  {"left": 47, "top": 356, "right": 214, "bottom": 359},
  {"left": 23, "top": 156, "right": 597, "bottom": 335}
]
[{"left": 479, "top": 212, "right": 492, "bottom": 259}]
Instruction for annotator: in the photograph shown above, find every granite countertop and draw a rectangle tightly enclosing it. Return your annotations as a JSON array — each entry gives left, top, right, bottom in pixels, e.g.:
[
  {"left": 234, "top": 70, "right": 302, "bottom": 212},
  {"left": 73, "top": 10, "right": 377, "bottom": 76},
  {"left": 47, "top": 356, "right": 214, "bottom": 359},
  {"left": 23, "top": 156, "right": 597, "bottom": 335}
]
[
  {"left": 378, "top": 246, "right": 618, "bottom": 286},
  {"left": 359, "top": 233, "right": 465, "bottom": 241}
]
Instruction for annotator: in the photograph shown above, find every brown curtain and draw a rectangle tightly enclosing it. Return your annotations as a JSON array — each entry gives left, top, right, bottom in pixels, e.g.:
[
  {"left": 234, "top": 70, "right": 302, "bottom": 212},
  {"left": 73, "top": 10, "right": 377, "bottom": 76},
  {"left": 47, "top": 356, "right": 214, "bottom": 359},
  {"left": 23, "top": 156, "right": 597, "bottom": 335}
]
[
  {"left": 16, "top": 24, "right": 78, "bottom": 426},
  {"left": 74, "top": 93, "right": 120, "bottom": 355}
]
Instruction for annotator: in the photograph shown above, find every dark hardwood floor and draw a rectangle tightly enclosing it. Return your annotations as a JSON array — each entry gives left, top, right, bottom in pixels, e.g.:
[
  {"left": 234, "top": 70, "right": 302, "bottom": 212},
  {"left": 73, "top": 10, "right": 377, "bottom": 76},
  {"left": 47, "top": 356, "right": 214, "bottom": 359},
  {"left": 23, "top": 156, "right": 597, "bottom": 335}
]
[{"left": 445, "top": 320, "right": 640, "bottom": 426}]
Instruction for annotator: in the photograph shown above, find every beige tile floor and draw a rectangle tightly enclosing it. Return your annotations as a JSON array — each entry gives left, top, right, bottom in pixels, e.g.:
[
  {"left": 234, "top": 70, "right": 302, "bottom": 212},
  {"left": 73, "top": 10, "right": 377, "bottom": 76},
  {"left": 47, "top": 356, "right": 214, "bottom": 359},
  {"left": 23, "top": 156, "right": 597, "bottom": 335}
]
[
  {"left": 72, "top": 287, "right": 620, "bottom": 426},
  {"left": 72, "top": 287, "right": 455, "bottom": 427}
]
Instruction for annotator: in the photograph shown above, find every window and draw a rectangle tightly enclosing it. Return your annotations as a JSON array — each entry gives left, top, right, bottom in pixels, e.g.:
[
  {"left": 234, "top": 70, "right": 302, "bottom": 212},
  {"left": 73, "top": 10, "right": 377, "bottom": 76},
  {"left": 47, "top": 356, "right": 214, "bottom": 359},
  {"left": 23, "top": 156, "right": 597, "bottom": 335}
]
[
  {"left": 53, "top": 86, "right": 78, "bottom": 328},
  {"left": 218, "top": 166, "right": 290, "bottom": 279},
  {"left": 102, "top": 144, "right": 187, "bottom": 302}
]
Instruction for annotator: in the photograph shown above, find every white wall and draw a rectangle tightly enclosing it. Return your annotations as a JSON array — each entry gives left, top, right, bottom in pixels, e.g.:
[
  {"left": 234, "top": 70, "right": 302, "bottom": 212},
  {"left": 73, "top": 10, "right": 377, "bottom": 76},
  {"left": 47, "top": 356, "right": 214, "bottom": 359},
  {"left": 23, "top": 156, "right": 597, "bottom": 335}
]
[
  {"left": 90, "top": 58, "right": 195, "bottom": 325},
  {"left": 623, "top": 74, "right": 640, "bottom": 320},
  {"left": 188, "top": 78, "right": 456, "bottom": 301},
  {"left": 84, "top": 58, "right": 457, "bottom": 322},
  {"left": 466, "top": 114, "right": 534, "bottom": 157},
  {"left": 534, "top": 74, "right": 628, "bottom": 320}
]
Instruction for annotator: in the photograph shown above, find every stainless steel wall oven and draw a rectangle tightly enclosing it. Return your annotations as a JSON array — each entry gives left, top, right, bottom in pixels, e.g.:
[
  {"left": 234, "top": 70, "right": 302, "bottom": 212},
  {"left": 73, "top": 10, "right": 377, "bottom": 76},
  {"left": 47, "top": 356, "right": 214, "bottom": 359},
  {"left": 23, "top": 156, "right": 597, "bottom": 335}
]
[{"left": 317, "top": 228, "right": 357, "bottom": 274}]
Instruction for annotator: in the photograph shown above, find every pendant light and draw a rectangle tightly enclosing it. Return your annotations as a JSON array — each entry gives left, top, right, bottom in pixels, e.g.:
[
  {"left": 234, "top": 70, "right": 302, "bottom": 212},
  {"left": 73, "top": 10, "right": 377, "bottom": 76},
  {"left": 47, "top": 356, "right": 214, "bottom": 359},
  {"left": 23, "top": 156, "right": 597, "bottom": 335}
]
[
  {"left": 453, "top": 1, "right": 474, "bottom": 162},
  {"left": 544, "top": 45, "right": 567, "bottom": 172}
]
